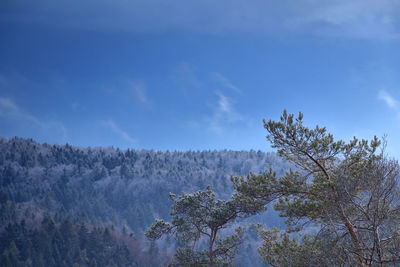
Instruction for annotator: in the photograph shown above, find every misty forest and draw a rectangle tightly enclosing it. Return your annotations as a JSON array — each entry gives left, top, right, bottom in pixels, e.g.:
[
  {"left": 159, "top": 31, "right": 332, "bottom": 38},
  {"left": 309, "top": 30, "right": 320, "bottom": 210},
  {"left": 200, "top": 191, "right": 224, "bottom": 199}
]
[{"left": 1, "top": 111, "right": 400, "bottom": 267}]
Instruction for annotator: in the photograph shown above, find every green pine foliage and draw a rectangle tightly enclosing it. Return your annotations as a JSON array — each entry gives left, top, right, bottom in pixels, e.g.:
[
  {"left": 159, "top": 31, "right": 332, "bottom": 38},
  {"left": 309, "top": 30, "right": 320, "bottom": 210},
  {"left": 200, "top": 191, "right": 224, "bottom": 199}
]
[
  {"left": 0, "top": 214, "right": 138, "bottom": 266},
  {"left": 146, "top": 186, "right": 265, "bottom": 266},
  {"left": 233, "top": 110, "right": 400, "bottom": 266}
]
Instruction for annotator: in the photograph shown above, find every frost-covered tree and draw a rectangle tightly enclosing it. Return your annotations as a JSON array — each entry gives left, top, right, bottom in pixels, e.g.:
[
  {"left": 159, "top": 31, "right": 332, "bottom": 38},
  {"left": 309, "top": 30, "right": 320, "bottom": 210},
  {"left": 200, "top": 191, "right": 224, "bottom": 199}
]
[
  {"left": 146, "top": 186, "right": 265, "bottom": 266},
  {"left": 0, "top": 136, "right": 288, "bottom": 266},
  {"left": 233, "top": 110, "right": 400, "bottom": 266}
]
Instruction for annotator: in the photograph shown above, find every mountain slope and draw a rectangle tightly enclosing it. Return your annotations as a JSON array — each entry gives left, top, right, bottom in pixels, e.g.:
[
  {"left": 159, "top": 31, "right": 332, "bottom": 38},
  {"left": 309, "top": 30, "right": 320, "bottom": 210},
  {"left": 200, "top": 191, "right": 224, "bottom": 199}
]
[{"left": 0, "top": 137, "right": 290, "bottom": 265}]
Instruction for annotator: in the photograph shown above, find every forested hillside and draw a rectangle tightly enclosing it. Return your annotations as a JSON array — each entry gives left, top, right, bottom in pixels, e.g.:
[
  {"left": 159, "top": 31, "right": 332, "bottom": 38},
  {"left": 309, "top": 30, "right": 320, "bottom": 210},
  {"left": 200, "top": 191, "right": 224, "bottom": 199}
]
[{"left": 0, "top": 137, "right": 289, "bottom": 266}]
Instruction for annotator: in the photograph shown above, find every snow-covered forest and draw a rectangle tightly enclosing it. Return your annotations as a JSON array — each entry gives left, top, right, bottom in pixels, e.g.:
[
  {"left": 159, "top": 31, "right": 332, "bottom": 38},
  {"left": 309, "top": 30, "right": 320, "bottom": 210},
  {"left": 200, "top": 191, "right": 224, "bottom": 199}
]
[{"left": 0, "top": 137, "right": 288, "bottom": 266}]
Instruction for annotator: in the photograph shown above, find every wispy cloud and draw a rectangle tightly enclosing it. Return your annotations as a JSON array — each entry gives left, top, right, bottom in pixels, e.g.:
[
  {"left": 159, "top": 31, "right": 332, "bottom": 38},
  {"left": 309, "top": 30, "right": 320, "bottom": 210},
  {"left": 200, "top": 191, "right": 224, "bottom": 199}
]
[
  {"left": 378, "top": 90, "right": 400, "bottom": 118},
  {"left": 293, "top": 0, "right": 400, "bottom": 40},
  {"left": 102, "top": 119, "right": 136, "bottom": 146},
  {"left": 216, "top": 92, "right": 232, "bottom": 114},
  {"left": 171, "top": 65, "right": 245, "bottom": 134},
  {"left": 207, "top": 91, "right": 243, "bottom": 134},
  {"left": 0, "top": 96, "right": 68, "bottom": 140},
  {"left": 211, "top": 73, "right": 240, "bottom": 93},
  {"left": 129, "top": 80, "right": 150, "bottom": 105},
  {"left": 0, "top": 97, "right": 18, "bottom": 113},
  {"left": 3, "top": 0, "right": 400, "bottom": 41}
]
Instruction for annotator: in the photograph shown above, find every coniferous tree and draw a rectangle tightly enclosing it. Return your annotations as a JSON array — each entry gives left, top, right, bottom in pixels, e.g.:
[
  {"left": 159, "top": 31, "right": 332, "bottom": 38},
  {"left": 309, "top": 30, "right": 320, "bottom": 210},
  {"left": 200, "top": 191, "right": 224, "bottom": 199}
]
[
  {"left": 146, "top": 186, "right": 265, "bottom": 266},
  {"left": 233, "top": 110, "right": 400, "bottom": 266}
]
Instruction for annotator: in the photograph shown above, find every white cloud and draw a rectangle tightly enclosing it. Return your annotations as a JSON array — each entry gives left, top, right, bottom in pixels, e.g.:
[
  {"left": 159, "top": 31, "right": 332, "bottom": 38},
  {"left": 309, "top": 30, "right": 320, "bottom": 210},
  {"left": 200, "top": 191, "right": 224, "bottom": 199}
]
[
  {"left": 216, "top": 92, "right": 232, "bottom": 114},
  {"left": 378, "top": 90, "right": 400, "bottom": 118},
  {"left": 105, "top": 78, "right": 151, "bottom": 106},
  {"left": 170, "top": 66, "right": 245, "bottom": 135},
  {"left": 207, "top": 91, "right": 243, "bottom": 134},
  {"left": 379, "top": 90, "right": 398, "bottom": 109},
  {"left": 129, "top": 80, "right": 149, "bottom": 105},
  {"left": 212, "top": 73, "right": 240, "bottom": 93},
  {"left": 4, "top": 0, "right": 400, "bottom": 41},
  {"left": 0, "top": 96, "right": 68, "bottom": 140},
  {"left": 0, "top": 97, "right": 18, "bottom": 112},
  {"left": 102, "top": 119, "right": 136, "bottom": 145},
  {"left": 293, "top": 0, "right": 400, "bottom": 40}
]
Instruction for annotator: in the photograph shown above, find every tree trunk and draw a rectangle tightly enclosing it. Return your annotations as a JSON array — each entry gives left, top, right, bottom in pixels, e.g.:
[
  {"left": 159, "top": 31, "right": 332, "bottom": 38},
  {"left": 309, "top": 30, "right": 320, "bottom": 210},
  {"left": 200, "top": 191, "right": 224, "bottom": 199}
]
[{"left": 209, "top": 230, "right": 216, "bottom": 267}]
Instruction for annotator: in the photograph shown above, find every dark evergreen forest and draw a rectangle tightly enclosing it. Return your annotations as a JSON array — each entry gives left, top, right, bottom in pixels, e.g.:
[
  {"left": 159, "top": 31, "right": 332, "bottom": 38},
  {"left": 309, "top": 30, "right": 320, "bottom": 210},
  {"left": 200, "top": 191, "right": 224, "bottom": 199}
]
[{"left": 0, "top": 137, "right": 288, "bottom": 266}]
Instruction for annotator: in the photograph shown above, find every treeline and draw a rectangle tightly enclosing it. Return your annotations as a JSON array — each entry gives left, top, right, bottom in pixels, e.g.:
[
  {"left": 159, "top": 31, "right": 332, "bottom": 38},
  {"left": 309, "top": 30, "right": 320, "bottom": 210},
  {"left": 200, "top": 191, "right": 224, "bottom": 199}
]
[
  {"left": 0, "top": 137, "right": 288, "bottom": 266},
  {"left": 0, "top": 137, "right": 288, "bottom": 233},
  {"left": 0, "top": 200, "right": 169, "bottom": 266}
]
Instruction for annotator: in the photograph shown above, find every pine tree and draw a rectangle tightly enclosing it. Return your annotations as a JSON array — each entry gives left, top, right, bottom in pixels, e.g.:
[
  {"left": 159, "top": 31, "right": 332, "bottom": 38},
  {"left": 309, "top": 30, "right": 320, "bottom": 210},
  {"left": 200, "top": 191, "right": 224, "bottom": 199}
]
[
  {"left": 233, "top": 110, "right": 400, "bottom": 266},
  {"left": 146, "top": 186, "right": 264, "bottom": 267}
]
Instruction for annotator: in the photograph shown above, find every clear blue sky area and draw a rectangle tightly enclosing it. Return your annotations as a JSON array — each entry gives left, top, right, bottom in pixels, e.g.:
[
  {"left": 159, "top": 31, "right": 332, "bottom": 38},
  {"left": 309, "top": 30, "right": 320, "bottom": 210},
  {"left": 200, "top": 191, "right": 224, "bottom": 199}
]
[{"left": 1, "top": 0, "right": 400, "bottom": 157}]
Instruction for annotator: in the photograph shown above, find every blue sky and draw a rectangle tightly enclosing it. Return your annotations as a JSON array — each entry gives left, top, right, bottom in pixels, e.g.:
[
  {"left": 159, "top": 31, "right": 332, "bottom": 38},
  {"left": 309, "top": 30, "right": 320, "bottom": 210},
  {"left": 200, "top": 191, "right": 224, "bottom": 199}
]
[{"left": 1, "top": 0, "right": 400, "bottom": 157}]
